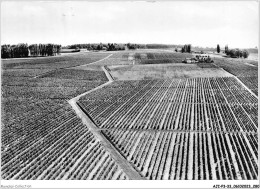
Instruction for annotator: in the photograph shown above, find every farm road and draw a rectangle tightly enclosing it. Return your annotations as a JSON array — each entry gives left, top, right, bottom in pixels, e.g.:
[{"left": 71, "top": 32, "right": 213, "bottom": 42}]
[
  {"left": 68, "top": 58, "right": 144, "bottom": 179},
  {"left": 34, "top": 53, "right": 113, "bottom": 78},
  {"left": 68, "top": 93, "right": 145, "bottom": 180},
  {"left": 69, "top": 53, "right": 113, "bottom": 69}
]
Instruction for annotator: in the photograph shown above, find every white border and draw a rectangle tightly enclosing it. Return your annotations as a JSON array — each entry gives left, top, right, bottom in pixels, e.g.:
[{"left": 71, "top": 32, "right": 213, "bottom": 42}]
[
  {"left": 1, "top": 180, "right": 260, "bottom": 189},
  {"left": 1, "top": 1, "right": 259, "bottom": 189}
]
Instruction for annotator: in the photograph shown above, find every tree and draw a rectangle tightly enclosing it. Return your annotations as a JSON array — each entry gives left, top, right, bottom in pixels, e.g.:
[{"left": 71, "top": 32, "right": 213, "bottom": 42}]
[
  {"left": 242, "top": 50, "right": 249, "bottom": 58},
  {"left": 184, "top": 45, "right": 187, "bottom": 53},
  {"left": 234, "top": 49, "right": 240, "bottom": 57},
  {"left": 187, "top": 44, "right": 191, "bottom": 53},
  {"left": 225, "top": 45, "right": 229, "bottom": 55},
  {"left": 228, "top": 49, "right": 236, "bottom": 57},
  {"left": 217, "top": 44, "right": 220, "bottom": 53},
  {"left": 181, "top": 44, "right": 191, "bottom": 53}
]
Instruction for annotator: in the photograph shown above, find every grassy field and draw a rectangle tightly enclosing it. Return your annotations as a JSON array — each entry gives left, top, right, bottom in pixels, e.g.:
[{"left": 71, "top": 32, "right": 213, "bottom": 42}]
[
  {"left": 108, "top": 63, "right": 233, "bottom": 80},
  {"left": 1, "top": 50, "right": 258, "bottom": 180},
  {"left": 134, "top": 52, "right": 193, "bottom": 64}
]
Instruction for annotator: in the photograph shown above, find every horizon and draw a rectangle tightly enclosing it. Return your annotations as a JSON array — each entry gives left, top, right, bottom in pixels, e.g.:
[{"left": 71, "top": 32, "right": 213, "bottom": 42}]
[
  {"left": 1, "top": 1, "right": 258, "bottom": 49},
  {"left": 1, "top": 42, "right": 258, "bottom": 50}
]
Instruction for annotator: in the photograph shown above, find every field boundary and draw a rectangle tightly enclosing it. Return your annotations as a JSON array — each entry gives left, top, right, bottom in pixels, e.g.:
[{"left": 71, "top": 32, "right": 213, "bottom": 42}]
[
  {"left": 68, "top": 97, "right": 145, "bottom": 180},
  {"left": 212, "top": 63, "right": 258, "bottom": 98},
  {"left": 33, "top": 53, "right": 113, "bottom": 78},
  {"left": 102, "top": 66, "right": 114, "bottom": 82},
  {"left": 69, "top": 54, "right": 113, "bottom": 69},
  {"left": 33, "top": 69, "right": 58, "bottom": 78},
  {"left": 232, "top": 74, "right": 258, "bottom": 98},
  {"left": 244, "top": 62, "right": 257, "bottom": 67},
  {"left": 67, "top": 62, "right": 145, "bottom": 179}
]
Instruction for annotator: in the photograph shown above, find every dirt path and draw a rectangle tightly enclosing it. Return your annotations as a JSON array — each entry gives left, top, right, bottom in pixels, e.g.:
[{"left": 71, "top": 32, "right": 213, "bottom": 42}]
[
  {"left": 33, "top": 53, "right": 113, "bottom": 78},
  {"left": 68, "top": 54, "right": 113, "bottom": 70},
  {"left": 244, "top": 62, "right": 257, "bottom": 67},
  {"left": 212, "top": 64, "right": 258, "bottom": 98},
  {"left": 68, "top": 99, "right": 144, "bottom": 180},
  {"left": 67, "top": 59, "right": 144, "bottom": 179},
  {"left": 102, "top": 66, "right": 114, "bottom": 82}
]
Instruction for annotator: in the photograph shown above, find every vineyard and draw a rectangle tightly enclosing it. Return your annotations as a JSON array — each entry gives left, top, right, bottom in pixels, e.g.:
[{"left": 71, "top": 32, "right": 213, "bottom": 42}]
[
  {"left": 1, "top": 107, "right": 127, "bottom": 180},
  {"left": 78, "top": 77, "right": 257, "bottom": 131},
  {"left": 1, "top": 52, "right": 131, "bottom": 180},
  {"left": 39, "top": 69, "right": 108, "bottom": 81},
  {"left": 1, "top": 52, "right": 110, "bottom": 159},
  {"left": 2, "top": 52, "right": 110, "bottom": 69},
  {"left": 213, "top": 57, "right": 258, "bottom": 96},
  {"left": 102, "top": 130, "right": 258, "bottom": 180},
  {"left": 134, "top": 52, "right": 193, "bottom": 64},
  {"left": 1, "top": 50, "right": 258, "bottom": 180},
  {"left": 78, "top": 76, "right": 258, "bottom": 180}
]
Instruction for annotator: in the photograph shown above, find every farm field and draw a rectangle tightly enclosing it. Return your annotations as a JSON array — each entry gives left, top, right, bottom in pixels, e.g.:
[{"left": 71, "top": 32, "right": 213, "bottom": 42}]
[
  {"left": 213, "top": 57, "right": 258, "bottom": 96},
  {"left": 102, "top": 130, "right": 257, "bottom": 180},
  {"left": 1, "top": 51, "right": 133, "bottom": 180},
  {"left": 1, "top": 52, "right": 110, "bottom": 127},
  {"left": 78, "top": 77, "right": 258, "bottom": 180},
  {"left": 78, "top": 78, "right": 257, "bottom": 131},
  {"left": 69, "top": 51, "right": 135, "bottom": 71},
  {"left": 1, "top": 107, "right": 128, "bottom": 180},
  {"left": 1, "top": 50, "right": 258, "bottom": 180},
  {"left": 107, "top": 64, "right": 233, "bottom": 80},
  {"left": 2, "top": 52, "right": 111, "bottom": 69},
  {"left": 134, "top": 52, "right": 193, "bottom": 64}
]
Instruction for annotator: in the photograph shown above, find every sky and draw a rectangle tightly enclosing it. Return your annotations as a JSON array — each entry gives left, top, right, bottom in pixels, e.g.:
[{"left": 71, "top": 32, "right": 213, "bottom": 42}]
[{"left": 1, "top": 1, "right": 259, "bottom": 48}]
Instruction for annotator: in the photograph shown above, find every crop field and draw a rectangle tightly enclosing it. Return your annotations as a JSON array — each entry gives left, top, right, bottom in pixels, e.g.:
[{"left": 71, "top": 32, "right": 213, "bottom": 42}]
[
  {"left": 134, "top": 52, "right": 193, "bottom": 64},
  {"left": 1, "top": 51, "right": 131, "bottom": 180},
  {"left": 2, "top": 69, "right": 56, "bottom": 78},
  {"left": 2, "top": 52, "right": 110, "bottom": 69},
  {"left": 1, "top": 52, "right": 110, "bottom": 129},
  {"left": 102, "top": 130, "right": 257, "bottom": 180},
  {"left": 213, "top": 57, "right": 258, "bottom": 96},
  {"left": 78, "top": 76, "right": 258, "bottom": 180},
  {"left": 2, "top": 86, "right": 101, "bottom": 100},
  {"left": 107, "top": 64, "right": 233, "bottom": 80},
  {"left": 1, "top": 77, "right": 105, "bottom": 88},
  {"left": 1, "top": 51, "right": 258, "bottom": 180},
  {"left": 1, "top": 107, "right": 127, "bottom": 180},
  {"left": 1, "top": 98, "right": 67, "bottom": 129},
  {"left": 78, "top": 77, "right": 257, "bottom": 131},
  {"left": 39, "top": 69, "right": 108, "bottom": 81},
  {"left": 70, "top": 51, "right": 135, "bottom": 71}
]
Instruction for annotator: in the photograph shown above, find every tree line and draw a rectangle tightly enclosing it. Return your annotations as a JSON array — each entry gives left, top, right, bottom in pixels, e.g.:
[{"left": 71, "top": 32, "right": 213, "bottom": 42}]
[
  {"left": 65, "top": 43, "right": 125, "bottom": 51},
  {"left": 180, "top": 44, "right": 192, "bottom": 53},
  {"left": 65, "top": 43, "right": 147, "bottom": 51},
  {"left": 1, "top": 43, "right": 61, "bottom": 59},
  {"left": 224, "top": 45, "right": 249, "bottom": 58},
  {"left": 146, "top": 44, "right": 176, "bottom": 49}
]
